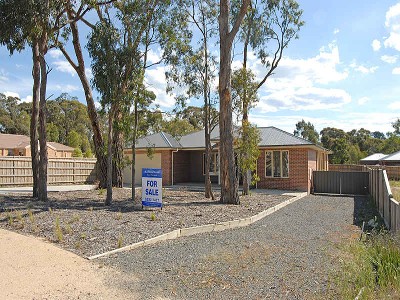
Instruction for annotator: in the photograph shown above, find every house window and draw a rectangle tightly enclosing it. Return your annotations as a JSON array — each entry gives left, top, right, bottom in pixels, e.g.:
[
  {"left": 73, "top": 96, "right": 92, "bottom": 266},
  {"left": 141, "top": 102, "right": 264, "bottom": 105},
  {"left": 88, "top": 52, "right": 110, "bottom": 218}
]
[
  {"left": 203, "top": 153, "right": 219, "bottom": 175},
  {"left": 265, "top": 150, "right": 289, "bottom": 178}
]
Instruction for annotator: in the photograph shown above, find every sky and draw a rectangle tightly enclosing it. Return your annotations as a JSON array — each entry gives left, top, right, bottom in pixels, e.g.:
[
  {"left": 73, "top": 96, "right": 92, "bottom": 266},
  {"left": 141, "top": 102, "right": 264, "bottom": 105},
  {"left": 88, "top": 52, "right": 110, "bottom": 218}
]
[{"left": 1, "top": 0, "right": 400, "bottom": 135}]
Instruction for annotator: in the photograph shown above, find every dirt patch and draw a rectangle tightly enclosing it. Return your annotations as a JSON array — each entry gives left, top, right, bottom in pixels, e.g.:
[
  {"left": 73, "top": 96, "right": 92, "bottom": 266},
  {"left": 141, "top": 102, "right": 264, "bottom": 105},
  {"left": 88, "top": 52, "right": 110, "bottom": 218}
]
[
  {"left": 0, "top": 188, "right": 292, "bottom": 257},
  {"left": 0, "top": 229, "right": 132, "bottom": 300}
]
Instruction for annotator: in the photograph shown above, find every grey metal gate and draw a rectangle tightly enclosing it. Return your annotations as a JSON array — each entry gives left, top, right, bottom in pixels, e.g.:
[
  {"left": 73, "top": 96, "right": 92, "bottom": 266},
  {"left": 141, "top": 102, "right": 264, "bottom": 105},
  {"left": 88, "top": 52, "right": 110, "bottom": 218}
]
[{"left": 313, "top": 171, "right": 369, "bottom": 195}]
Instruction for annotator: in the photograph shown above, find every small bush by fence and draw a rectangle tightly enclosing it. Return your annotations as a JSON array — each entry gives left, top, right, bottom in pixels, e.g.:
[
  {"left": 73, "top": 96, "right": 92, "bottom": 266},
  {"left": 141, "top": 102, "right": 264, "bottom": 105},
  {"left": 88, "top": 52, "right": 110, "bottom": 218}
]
[
  {"left": 0, "top": 157, "right": 97, "bottom": 186},
  {"left": 369, "top": 168, "right": 400, "bottom": 233}
]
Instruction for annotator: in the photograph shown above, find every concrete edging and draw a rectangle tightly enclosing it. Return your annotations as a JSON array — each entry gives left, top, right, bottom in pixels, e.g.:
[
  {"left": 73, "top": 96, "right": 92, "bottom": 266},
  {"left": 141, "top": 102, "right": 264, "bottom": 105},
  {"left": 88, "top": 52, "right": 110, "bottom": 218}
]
[{"left": 88, "top": 192, "right": 307, "bottom": 260}]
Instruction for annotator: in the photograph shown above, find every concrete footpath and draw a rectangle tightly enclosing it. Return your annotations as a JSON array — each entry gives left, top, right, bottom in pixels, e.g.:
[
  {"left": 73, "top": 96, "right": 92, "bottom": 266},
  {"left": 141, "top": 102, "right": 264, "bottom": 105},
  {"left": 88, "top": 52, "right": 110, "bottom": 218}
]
[
  {"left": 0, "top": 184, "right": 97, "bottom": 194},
  {"left": 0, "top": 229, "right": 129, "bottom": 299}
]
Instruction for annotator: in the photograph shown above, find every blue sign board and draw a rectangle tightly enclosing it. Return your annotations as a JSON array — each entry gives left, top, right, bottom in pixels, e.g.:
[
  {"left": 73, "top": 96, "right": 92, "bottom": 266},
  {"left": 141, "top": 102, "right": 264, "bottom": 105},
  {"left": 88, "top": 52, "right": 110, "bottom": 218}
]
[{"left": 142, "top": 168, "right": 163, "bottom": 208}]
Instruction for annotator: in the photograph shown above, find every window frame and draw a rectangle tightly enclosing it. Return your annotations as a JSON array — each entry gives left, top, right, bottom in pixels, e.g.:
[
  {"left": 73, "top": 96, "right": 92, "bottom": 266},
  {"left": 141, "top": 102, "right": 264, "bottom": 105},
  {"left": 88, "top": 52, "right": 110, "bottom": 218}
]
[
  {"left": 265, "top": 150, "right": 289, "bottom": 178},
  {"left": 203, "top": 152, "right": 219, "bottom": 175}
]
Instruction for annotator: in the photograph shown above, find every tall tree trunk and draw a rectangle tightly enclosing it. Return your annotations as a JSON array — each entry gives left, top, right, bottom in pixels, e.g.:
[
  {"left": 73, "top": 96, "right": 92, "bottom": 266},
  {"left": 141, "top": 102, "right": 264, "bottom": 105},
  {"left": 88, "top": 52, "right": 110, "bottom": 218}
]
[
  {"left": 112, "top": 109, "right": 124, "bottom": 188},
  {"left": 63, "top": 8, "right": 107, "bottom": 188},
  {"left": 218, "top": 0, "right": 250, "bottom": 204},
  {"left": 31, "top": 41, "right": 40, "bottom": 198},
  {"left": 106, "top": 109, "right": 114, "bottom": 206},
  {"left": 37, "top": 22, "right": 48, "bottom": 202},
  {"left": 203, "top": 24, "right": 214, "bottom": 200},
  {"left": 242, "top": 19, "right": 251, "bottom": 196},
  {"left": 131, "top": 100, "right": 138, "bottom": 204}
]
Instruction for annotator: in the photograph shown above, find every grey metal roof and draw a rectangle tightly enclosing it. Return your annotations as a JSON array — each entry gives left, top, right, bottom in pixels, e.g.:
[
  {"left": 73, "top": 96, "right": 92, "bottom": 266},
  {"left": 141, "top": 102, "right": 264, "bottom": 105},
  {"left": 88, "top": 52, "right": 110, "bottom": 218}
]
[
  {"left": 134, "top": 126, "right": 324, "bottom": 150},
  {"left": 360, "top": 153, "right": 387, "bottom": 162},
  {"left": 258, "top": 126, "right": 315, "bottom": 147},
  {"left": 135, "top": 132, "right": 181, "bottom": 149},
  {"left": 179, "top": 126, "right": 220, "bottom": 148},
  {"left": 381, "top": 150, "right": 400, "bottom": 162}
]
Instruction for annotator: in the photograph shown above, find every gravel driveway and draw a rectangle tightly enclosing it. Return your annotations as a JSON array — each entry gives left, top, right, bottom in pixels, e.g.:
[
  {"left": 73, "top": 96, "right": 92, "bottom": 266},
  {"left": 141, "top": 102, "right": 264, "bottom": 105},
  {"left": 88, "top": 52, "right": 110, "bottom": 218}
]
[{"left": 99, "top": 195, "right": 377, "bottom": 299}]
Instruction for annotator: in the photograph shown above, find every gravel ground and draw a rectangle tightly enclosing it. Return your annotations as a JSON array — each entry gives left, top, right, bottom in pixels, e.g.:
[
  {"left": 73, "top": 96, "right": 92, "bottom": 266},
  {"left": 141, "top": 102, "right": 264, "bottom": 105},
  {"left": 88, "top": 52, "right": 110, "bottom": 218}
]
[
  {"left": 0, "top": 188, "right": 292, "bottom": 257},
  {"left": 98, "top": 195, "right": 379, "bottom": 300}
]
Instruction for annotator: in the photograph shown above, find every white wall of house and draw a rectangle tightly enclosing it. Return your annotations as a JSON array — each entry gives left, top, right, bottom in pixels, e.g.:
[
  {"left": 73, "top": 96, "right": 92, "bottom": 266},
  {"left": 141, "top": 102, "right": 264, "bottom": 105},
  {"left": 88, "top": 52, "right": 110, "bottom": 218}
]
[{"left": 123, "top": 153, "right": 162, "bottom": 186}]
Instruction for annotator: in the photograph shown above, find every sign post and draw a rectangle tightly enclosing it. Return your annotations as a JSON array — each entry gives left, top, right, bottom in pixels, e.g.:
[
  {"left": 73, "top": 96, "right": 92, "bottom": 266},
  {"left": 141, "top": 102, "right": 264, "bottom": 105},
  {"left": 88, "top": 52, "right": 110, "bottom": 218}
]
[{"left": 141, "top": 168, "right": 163, "bottom": 208}]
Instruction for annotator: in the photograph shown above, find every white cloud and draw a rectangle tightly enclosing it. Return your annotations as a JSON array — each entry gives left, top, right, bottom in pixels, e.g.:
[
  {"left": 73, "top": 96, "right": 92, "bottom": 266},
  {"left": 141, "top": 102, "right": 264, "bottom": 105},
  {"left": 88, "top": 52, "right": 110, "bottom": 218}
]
[
  {"left": 392, "top": 67, "right": 400, "bottom": 74},
  {"left": 358, "top": 97, "right": 369, "bottom": 105},
  {"left": 381, "top": 55, "right": 398, "bottom": 63},
  {"left": 21, "top": 95, "right": 32, "bottom": 103},
  {"left": 237, "top": 42, "right": 351, "bottom": 113},
  {"left": 258, "top": 87, "right": 351, "bottom": 112},
  {"left": 385, "top": 2, "right": 400, "bottom": 28},
  {"left": 85, "top": 68, "right": 93, "bottom": 80},
  {"left": 372, "top": 39, "right": 381, "bottom": 51},
  {"left": 350, "top": 63, "right": 379, "bottom": 74},
  {"left": 47, "top": 83, "right": 79, "bottom": 93},
  {"left": 147, "top": 49, "right": 162, "bottom": 65},
  {"left": 1, "top": 92, "right": 32, "bottom": 103},
  {"left": 388, "top": 101, "right": 400, "bottom": 110},
  {"left": 52, "top": 60, "right": 76, "bottom": 76},
  {"left": 250, "top": 112, "right": 397, "bottom": 134},
  {"left": 48, "top": 49, "right": 63, "bottom": 59},
  {"left": 333, "top": 28, "right": 340, "bottom": 35},
  {"left": 384, "top": 3, "right": 400, "bottom": 51},
  {"left": 3, "top": 91, "right": 19, "bottom": 98},
  {"left": 145, "top": 66, "right": 175, "bottom": 108}
]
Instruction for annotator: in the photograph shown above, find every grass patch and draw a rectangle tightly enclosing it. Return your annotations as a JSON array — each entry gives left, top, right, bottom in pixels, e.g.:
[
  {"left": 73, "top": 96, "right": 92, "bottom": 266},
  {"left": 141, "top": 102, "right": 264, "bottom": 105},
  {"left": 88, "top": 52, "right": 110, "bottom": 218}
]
[
  {"left": 389, "top": 180, "right": 400, "bottom": 200},
  {"left": 54, "top": 217, "right": 63, "bottom": 242},
  {"left": 330, "top": 232, "right": 400, "bottom": 299},
  {"left": 389, "top": 180, "right": 400, "bottom": 188}
]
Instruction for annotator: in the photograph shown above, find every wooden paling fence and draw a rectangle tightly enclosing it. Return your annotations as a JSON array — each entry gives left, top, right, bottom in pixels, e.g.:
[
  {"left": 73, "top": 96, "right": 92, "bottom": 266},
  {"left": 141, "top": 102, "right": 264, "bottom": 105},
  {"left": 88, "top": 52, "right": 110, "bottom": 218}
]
[
  {"left": 330, "top": 164, "right": 400, "bottom": 181},
  {"left": 369, "top": 168, "right": 400, "bottom": 232},
  {"left": 0, "top": 157, "right": 97, "bottom": 186}
]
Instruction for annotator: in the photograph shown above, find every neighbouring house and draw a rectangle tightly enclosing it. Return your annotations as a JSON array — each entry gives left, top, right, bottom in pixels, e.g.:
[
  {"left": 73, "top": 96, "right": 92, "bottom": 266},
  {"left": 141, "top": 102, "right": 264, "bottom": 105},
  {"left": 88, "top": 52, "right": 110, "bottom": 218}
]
[
  {"left": 380, "top": 151, "right": 400, "bottom": 166},
  {"left": 359, "top": 153, "right": 388, "bottom": 165},
  {"left": 123, "top": 126, "right": 330, "bottom": 193},
  {"left": 0, "top": 133, "right": 74, "bottom": 158}
]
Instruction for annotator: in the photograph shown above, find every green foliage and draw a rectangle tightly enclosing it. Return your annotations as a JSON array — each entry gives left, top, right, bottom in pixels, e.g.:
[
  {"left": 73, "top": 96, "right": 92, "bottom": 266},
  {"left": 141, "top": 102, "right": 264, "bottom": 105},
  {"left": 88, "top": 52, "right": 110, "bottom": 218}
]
[
  {"left": 117, "top": 234, "right": 124, "bottom": 248},
  {"left": 232, "top": 68, "right": 259, "bottom": 119},
  {"left": 332, "top": 233, "right": 400, "bottom": 299},
  {"left": 67, "top": 130, "right": 82, "bottom": 148},
  {"left": 46, "top": 122, "right": 59, "bottom": 142},
  {"left": 84, "top": 149, "right": 93, "bottom": 158},
  {"left": 0, "top": 93, "right": 30, "bottom": 135},
  {"left": 294, "top": 119, "right": 319, "bottom": 144},
  {"left": 54, "top": 217, "right": 63, "bottom": 243},
  {"left": 161, "top": 118, "right": 196, "bottom": 138},
  {"left": 72, "top": 147, "right": 83, "bottom": 157},
  {"left": 235, "top": 122, "right": 261, "bottom": 185}
]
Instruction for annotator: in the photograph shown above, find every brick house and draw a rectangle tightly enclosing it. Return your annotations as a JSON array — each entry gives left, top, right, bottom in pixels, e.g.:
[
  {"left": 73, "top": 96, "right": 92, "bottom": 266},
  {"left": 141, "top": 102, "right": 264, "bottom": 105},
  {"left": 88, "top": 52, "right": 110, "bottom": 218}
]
[
  {"left": 123, "top": 126, "right": 329, "bottom": 193},
  {"left": 0, "top": 133, "right": 74, "bottom": 158}
]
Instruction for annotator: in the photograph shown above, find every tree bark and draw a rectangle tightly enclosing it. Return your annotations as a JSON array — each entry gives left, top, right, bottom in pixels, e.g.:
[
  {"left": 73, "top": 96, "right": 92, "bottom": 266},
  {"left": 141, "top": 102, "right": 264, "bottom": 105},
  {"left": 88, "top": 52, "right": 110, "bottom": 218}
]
[
  {"left": 106, "top": 108, "right": 114, "bottom": 206},
  {"left": 131, "top": 100, "right": 138, "bottom": 204},
  {"left": 218, "top": 0, "right": 250, "bottom": 204},
  {"left": 203, "top": 18, "right": 214, "bottom": 200},
  {"left": 242, "top": 16, "right": 251, "bottom": 196},
  {"left": 63, "top": 8, "right": 107, "bottom": 188},
  {"left": 112, "top": 109, "right": 124, "bottom": 188},
  {"left": 30, "top": 41, "right": 40, "bottom": 199},
  {"left": 38, "top": 36, "right": 48, "bottom": 202}
]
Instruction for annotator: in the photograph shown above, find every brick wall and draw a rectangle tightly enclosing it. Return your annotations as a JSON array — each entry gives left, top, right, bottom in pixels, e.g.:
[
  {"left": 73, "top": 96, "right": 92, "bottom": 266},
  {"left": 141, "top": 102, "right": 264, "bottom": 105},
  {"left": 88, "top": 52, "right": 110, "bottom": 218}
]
[
  {"left": 307, "top": 150, "right": 317, "bottom": 193},
  {"left": 173, "top": 151, "right": 191, "bottom": 183},
  {"left": 257, "top": 148, "right": 309, "bottom": 192},
  {"left": 161, "top": 150, "right": 172, "bottom": 185}
]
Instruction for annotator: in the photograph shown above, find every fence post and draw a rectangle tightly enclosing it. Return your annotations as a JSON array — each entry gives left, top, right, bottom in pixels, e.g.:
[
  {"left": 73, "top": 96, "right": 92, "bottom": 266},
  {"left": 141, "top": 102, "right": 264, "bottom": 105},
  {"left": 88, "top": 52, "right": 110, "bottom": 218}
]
[{"left": 73, "top": 160, "right": 76, "bottom": 184}]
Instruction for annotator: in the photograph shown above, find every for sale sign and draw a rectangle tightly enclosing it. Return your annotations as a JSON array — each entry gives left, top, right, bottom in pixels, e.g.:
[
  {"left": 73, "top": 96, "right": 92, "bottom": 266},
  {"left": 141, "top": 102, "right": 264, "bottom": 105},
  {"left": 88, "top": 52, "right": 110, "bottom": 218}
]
[{"left": 142, "top": 168, "right": 162, "bottom": 208}]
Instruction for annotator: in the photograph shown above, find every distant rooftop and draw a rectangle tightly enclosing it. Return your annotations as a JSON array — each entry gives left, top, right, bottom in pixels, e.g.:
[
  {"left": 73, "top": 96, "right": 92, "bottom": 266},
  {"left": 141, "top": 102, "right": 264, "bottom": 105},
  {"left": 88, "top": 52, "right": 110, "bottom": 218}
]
[{"left": 360, "top": 153, "right": 388, "bottom": 162}]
